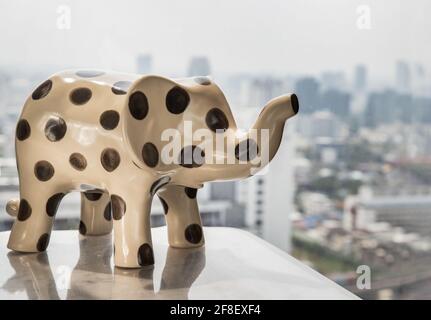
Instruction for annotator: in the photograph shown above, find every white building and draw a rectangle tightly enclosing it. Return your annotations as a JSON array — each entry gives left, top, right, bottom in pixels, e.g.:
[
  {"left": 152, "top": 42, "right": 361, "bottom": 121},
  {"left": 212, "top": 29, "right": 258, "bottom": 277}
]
[
  {"left": 344, "top": 190, "right": 431, "bottom": 237},
  {"left": 236, "top": 107, "right": 297, "bottom": 252}
]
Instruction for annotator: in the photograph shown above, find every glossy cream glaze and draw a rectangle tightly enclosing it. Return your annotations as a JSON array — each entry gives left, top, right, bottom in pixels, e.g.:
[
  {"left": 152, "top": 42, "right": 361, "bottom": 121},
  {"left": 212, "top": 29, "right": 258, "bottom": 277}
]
[{"left": 6, "top": 70, "right": 298, "bottom": 268}]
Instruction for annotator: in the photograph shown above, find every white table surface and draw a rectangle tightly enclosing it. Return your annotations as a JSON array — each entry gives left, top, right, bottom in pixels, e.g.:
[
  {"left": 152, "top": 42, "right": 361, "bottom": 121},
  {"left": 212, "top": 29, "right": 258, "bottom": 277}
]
[{"left": 0, "top": 227, "right": 358, "bottom": 300}]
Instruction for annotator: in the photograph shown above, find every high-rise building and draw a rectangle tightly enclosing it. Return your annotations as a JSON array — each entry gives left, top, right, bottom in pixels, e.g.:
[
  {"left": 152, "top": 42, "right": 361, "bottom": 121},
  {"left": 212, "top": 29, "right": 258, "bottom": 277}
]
[
  {"left": 320, "top": 89, "right": 351, "bottom": 119},
  {"left": 411, "top": 63, "right": 428, "bottom": 96},
  {"left": 364, "top": 90, "right": 413, "bottom": 127},
  {"left": 263, "top": 122, "right": 296, "bottom": 252},
  {"left": 354, "top": 64, "right": 367, "bottom": 92},
  {"left": 136, "top": 54, "right": 153, "bottom": 74},
  {"left": 320, "top": 71, "right": 347, "bottom": 91},
  {"left": 246, "top": 78, "right": 284, "bottom": 108},
  {"left": 187, "top": 56, "right": 211, "bottom": 77},
  {"left": 236, "top": 109, "right": 297, "bottom": 252},
  {"left": 294, "top": 77, "right": 320, "bottom": 114},
  {"left": 396, "top": 61, "right": 411, "bottom": 92},
  {"left": 295, "top": 111, "right": 349, "bottom": 142},
  {"left": 210, "top": 181, "right": 236, "bottom": 202},
  {"left": 209, "top": 181, "right": 245, "bottom": 227}
]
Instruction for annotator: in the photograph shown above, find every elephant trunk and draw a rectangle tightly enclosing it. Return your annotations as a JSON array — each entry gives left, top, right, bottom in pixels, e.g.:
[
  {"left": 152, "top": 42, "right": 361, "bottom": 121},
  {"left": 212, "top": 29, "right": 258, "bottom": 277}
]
[
  {"left": 251, "top": 93, "right": 299, "bottom": 165},
  {"left": 198, "top": 93, "right": 299, "bottom": 183}
]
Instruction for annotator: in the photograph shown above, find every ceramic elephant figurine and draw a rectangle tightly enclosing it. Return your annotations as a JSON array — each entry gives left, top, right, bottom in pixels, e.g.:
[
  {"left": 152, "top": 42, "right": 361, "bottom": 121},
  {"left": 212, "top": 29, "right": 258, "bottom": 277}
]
[{"left": 6, "top": 70, "right": 299, "bottom": 268}]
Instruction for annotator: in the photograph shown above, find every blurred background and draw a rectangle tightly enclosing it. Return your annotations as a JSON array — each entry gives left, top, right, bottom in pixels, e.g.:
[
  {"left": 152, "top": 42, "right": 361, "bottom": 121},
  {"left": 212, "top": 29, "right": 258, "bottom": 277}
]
[{"left": 1, "top": 0, "right": 431, "bottom": 299}]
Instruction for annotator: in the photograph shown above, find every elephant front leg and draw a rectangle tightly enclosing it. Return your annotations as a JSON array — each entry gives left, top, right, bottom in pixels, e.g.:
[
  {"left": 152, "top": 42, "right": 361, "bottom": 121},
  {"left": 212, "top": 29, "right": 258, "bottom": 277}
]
[
  {"left": 8, "top": 182, "right": 67, "bottom": 253},
  {"left": 79, "top": 191, "right": 112, "bottom": 236},
  {"left": 157, "top": 185, "right": 204, "bottom": 248},
  {"left": 111, "top": 188, "right": 154, "bottom": 268}
]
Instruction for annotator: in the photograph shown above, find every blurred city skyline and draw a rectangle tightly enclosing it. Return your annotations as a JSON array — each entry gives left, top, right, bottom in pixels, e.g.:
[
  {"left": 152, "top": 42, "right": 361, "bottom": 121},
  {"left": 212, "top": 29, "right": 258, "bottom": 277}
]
[{"left": 1, "top": 0, "right": 430, "bottom": 87}]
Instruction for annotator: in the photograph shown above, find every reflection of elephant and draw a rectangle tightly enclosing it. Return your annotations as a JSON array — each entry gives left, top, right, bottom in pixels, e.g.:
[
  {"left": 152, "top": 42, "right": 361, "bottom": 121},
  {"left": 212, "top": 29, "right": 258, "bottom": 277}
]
[
  {"left": 65, "top": 233, "right": 156, "bottom": 300},
  {"left": 108, "top": 247, "right": 206, "bottom": 300},
  {"left": 66, "top": 234, "right": 114, "bottom": 300},
  {"left": 2, "top": 234, "right": 205, "bottom": 299},
  {"left": 67, "top": 235, "right": 205, "bottom": 299},
  {"left": 3, "top": 252, "right": 60, "bottom": 300},
  {"left": 158, "top": 246, "right": 206, "bottom": 300},
  {"left": 6, "top": 70, "right": 298, "bottom": 267}
]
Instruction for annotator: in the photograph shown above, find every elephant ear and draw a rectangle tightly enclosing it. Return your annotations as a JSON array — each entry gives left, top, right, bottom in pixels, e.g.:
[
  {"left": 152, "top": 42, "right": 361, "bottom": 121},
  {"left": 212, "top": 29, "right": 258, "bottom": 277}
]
[{"left": 121, "top": 75, "right": 237, "bottom": 172}]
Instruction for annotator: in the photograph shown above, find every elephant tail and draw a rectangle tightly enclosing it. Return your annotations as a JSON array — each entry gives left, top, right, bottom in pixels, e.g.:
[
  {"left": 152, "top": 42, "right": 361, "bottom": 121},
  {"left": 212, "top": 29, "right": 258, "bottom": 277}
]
[{"left": 6, "top": 199, "right": 19, "bottom": 217}]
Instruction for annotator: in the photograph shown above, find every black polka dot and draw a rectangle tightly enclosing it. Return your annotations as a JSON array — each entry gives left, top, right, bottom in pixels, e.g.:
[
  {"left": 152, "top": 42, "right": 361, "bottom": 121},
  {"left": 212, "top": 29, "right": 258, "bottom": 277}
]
[
  {"left": 112, "top": 81, "right": 133, "bottom": 95},
  {"left": 17, "top": 199, "right": 32, "bottom": 221},
  {"left": 129, "top": 91, "right": 149, "bottom": 120},
  {"left": 34, "top": 161, "right": 55, "bottom": 181},
  {"left": 101, "top": 148, "right": 120, "bottom": 172},
  {"left": 70, "top": 87, "right": 92, "bottom": 105},
  {"left": 194, "top": 76, "right": 211, "bottom": 85},
  {"left": 16, "top": 119, "right": 31, "bottom": 141},
  {"left": 104, "top": 202, "right": 112, "bottom": 221},
  {"left": 142, "top": 143, "right": 159, "bottom": 168},
  {"left": 166, "top": 86, "right": 190, "bottom": 114},
  {"left": 158, "top": 196, "right": 168, "bottom": 214},
  {"left": 100, "top": 110, "right": 120, "bottom": 130},
  {"left": 75, "top": 70, "right": 105, "bottom": 78},
  {"left": 138, "top": 243, "right": 154, "bottom": 266},
  {"left": 205, "top": 108, "right": 229, "bottom": 132},
  {"left": 235, "top": 139, "right": 259, "bottom": 161},
  {"left": 44, "top": 116, "right": 67, "bottom": 142},
  {"left": 291, "top": 93, "right": 299, "bottom": 114},
  {"left": 79, "top": 221, "right": 87, "bottom": 235},
  {"left": 111, "top": 195, "right": 126, "bottom": 220},
  {"left": 84, "top": 191, "right": 103, "bottom": 201},
  {"left": 46, "top": 193, "right": 65, "bottom": 217},
  {"left": 185, "top": 224, "right": 203, "bottom": 244},
  {"left": 69, "top": 153, "right": 87, "bottom": 171},
  {"left": 178, "top": 145, "right": 205, "bottom": 168},
  {"left": 36, "top": 233, "right": 50, "bottom": 252},
  {"left": 184, "top": 187, "right": 197, "bottom": 199},
  {"left": 32, "top": 80, "right": 52, "bottom": 100},
  {"left": 150, "top": 176, "right": 171, "bottom": 196}
]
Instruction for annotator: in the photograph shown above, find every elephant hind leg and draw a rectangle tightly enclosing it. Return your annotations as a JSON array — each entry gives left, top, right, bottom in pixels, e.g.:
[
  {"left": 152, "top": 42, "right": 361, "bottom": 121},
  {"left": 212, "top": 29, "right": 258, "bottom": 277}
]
[
  {"left": 7, "top": 183, "right": 68, "bottom": 253},
  {"left": 79, "top": 191, "right": 112, "bottom": 236},
  {"left": 157, "top": 185, "right": 204, "bottom": 248}
]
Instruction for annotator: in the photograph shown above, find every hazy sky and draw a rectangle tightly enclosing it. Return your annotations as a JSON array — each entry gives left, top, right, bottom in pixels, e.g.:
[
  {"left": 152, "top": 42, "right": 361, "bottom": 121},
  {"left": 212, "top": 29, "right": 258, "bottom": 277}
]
[{"left": 0, "top": 0, "right": 430, "bottom": 81}]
